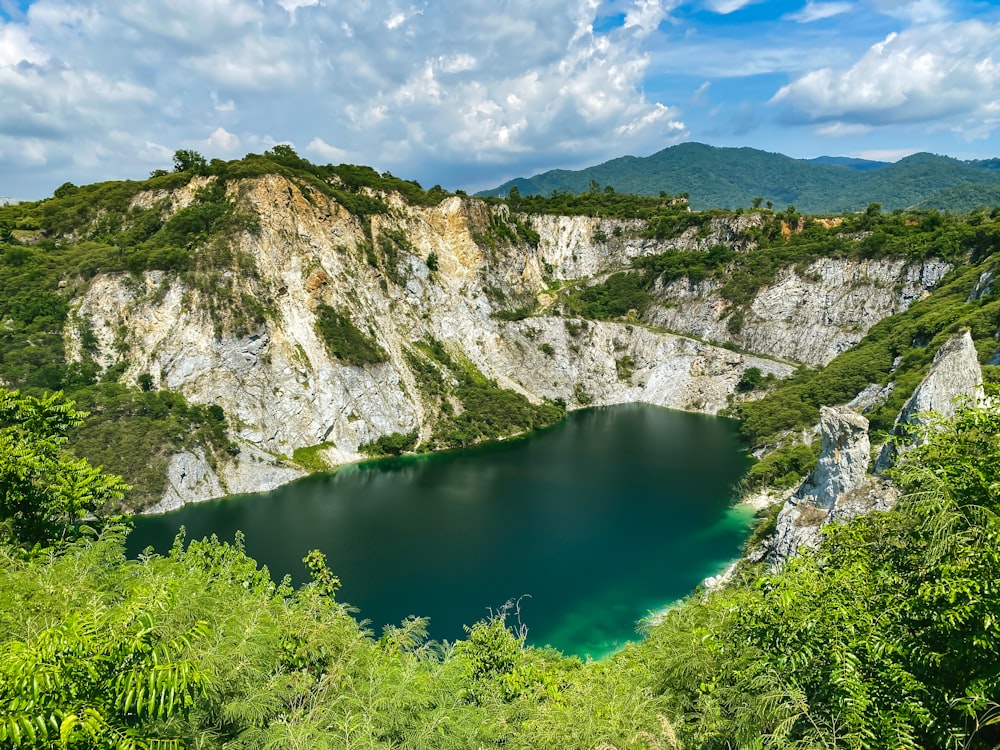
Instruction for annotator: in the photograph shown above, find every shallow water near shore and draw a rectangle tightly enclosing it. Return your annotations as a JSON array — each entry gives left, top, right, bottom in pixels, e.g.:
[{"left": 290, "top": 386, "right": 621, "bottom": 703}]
[{"left": 130, "top": 404, "right": 755, "bottom": 658}]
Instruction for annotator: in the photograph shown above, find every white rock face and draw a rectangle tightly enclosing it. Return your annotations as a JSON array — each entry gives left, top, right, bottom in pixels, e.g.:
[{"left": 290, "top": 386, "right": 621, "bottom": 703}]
[
  {"left": 798, "top": 406, "right": 871, "bottom": 508},
  {"left": 648, "top": 258, "right": 950, "bottom": 366},
  {"left": 531, "top": 211, "right": 764, "bottom": 281},
  {"left": 766, "top": 331, "right": 985, "bottom": 566},
  {"left": 767, "top": 406, "right": 873, "bottom": 565},
  {"left": 65, "top": 176, "right": 951, "bottom": 511},
  {"left": 875, "top": 329, "right": 985, "bottom": 470},
  {"left": 149, "top": 450, "right": 225, "bottom": 515}
]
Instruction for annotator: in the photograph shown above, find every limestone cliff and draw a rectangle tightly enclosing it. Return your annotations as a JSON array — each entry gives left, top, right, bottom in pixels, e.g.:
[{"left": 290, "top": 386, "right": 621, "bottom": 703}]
[
  {"left": 874, "top": 329, "right": 985, "bottom": 471},
  {"left": 648, "top": 258, "right": 949, "bottom": 366},
  {"left": 62, "top": 175, "right": 952, "bottom": 511},
  {"left": 766, "top": 406, "right": 876, "bottom": 565},
  {"left": 764, "top": 330, "right": 985, "bottom": 566}
]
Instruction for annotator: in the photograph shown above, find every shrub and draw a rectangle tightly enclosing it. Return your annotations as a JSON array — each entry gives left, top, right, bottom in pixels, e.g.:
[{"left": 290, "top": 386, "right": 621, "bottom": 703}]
[{"left": 315, "top": 304, "right": 388, "bottom": 366}]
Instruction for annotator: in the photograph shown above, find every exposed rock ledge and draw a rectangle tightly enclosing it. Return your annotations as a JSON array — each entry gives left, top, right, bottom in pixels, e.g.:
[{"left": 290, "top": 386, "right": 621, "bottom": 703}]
[{"left": 760, "top": 330, "right": 984, "bottom": 568}]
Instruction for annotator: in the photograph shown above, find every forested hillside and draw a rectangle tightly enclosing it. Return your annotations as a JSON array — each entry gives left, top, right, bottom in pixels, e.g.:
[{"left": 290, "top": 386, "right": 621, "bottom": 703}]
[{"left": 480, "top": 142, "right": 1000, "bottom": 213}]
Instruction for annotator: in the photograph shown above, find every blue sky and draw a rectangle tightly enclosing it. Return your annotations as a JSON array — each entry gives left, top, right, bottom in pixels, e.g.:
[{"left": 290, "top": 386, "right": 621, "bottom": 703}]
[{"left": 1, "top": 0, "right": 999, "bottom": 200}]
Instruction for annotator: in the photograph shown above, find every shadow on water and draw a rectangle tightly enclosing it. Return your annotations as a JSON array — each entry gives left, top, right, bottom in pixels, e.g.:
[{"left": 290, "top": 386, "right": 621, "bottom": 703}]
[{"left": 130, "top": 404, "right": 755, "bottom": 659}]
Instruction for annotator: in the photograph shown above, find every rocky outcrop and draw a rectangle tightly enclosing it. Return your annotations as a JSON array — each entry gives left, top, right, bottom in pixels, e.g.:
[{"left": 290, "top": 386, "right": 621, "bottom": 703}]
[
  {"left": 765, "top": 331, "right": 984, "bottom": 566},
  {"left": 648, "top": 258, "right": 950, "bottom": 366},
  {"left": 874, "top": 329, "right": 984, "bottom": 471},
  {"left": 767, "top": 406, "right": 874, "bottom": 565}
]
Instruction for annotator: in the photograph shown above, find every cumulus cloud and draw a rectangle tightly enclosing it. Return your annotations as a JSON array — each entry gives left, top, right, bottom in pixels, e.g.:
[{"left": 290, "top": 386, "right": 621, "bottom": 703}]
[
  {"left": 784, "top": 1, "right": 853, "bottom": 23},
  {"left": 624, "top": 0, "right": 680, "bottom": 35},
  {"left": 0, "top": 0, "right": 690, "bottom": 197},
  {"left": 771, "top": 20, "right": 1000, "bottom": 138},
  {"left": 856, "top": 147, "right": 919, "bottom": 161},
  {"left": 206, "top": 126, "right": 240, "bottom": 151}
]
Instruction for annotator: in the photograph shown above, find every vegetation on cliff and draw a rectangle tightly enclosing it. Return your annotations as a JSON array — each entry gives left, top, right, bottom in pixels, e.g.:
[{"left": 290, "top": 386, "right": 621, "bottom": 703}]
[
  {"left": 563, "top": 204, "right": 996, "bottom": 323},
  {"left": 3, "top": 388, "right": 1000, "bottom": 748}
]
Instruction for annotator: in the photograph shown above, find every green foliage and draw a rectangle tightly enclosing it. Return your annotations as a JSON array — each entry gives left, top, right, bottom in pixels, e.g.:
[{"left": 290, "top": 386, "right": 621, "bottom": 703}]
[
  {"left": 735, "top": 366, "right": 763, "bottom": 392},
  {"left": 359, "top": 430, "right": 418, "bottom": 457},
  {"left": 0, "top": 388, "right": 129, "bottom": 550},
  {"left": 173, "top": 149, "right": 208, "bottom": 175},
  {"left": 743, "top": 440, "right": 821, "bottom": 491},
  {"left": 573, "top": 383, "right": 593, "bottom": 406},
  {"left": 615, "top": 354, "right": 636, "bottom": 381},
  {"left": 0, "top": 603, "right": 209, "bottom": 749},
  {"left": 291, "top": 442, "right": 334, "bottom": 473},
  {"left": 67, "top": 384, "right": 234, "bottom": 511},
  {"left": 473, "top": 210, "right": 540, "bottom": 251},
  {"left": 3, "top": 403, "right": 1000, "bottom": 749},
  {"left": 564, "top": 272, "right": 652, "bottom": 320},
  {"left": 314, "top": 303, "right": 388, "bottom": 366},
  {"left": 409, "top": 339, "right": 566, "bottom": 450}
]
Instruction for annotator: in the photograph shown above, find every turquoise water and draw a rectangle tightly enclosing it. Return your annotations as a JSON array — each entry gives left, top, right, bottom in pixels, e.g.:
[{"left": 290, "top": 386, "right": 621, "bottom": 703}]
[{"left": 129, "top": 404, "right": 754, "bottom": 658}]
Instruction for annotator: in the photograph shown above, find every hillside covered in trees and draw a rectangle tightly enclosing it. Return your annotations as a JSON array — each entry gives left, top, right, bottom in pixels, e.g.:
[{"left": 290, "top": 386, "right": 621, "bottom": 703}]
[{"left": 479, "top": 142, "right": 1000, "bottom": 213}]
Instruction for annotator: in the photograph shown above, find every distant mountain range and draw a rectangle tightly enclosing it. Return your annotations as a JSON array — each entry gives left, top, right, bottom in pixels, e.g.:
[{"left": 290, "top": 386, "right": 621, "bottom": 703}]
[{"left": 477, "top": 142, "right": 1000, "bottom": 214}]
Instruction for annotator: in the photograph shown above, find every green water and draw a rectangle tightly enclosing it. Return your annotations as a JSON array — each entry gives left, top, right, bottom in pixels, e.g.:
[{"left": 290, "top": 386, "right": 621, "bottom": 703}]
[{"left": 129, "top": 404, "right": 754, "bottom": 658}]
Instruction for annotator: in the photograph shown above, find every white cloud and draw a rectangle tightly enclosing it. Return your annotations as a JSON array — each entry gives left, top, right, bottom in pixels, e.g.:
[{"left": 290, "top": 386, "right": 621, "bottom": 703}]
[
  {"left": 206, "top": 126, "right": 240, "bottom": 151},
  {"left": 117, "top": 0, "right": 261, "bottom": 45},
  {"left": 772, "top": 20, "right": 1000, "bottom": 138},
  {"left": 385, "top": 12, "right": 407, "bottom": 30},
  {"left": 785, "top": 1, "right": 853, "bottom": 23},
  {"left": 184, "top": 35, "right": 300, "bottom": 90},
  {"left": 307, "top": 137, "right": 349, "bottom": 162},
  {"left": 0, "top": 0, "right": 686, "bottom": 197},
  {"left": 704, "top": 0, "right": 761, "bottom": 14},
  {"left": 870, "top": 0, "right": 949, "bottom": 24},
  {"left": 0, "top": 24, "right": 47, "bottom": 65},
  {"left": 855, "top": 147, "right": 919, "bottom": 161},
  {"left": 815, "top": 121, "right": 872, "bottom": 136},
  {"left": 278, "top": 0, "right": 318, "bottom": 12},
  {"left": 624, "top": 0, "right": 679, "bottom": 35}
]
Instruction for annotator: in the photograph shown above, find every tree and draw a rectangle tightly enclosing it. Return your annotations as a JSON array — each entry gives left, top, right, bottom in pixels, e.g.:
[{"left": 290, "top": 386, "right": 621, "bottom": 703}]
[
  {"left": 53, "top": 182, "right": 78, "bottom": 199},
  {"left": 172, "top": 149, "right": 207, "bottom": 174},
  {"left": 0, "top": 609, "right": 209, "bottom": 749},
  {"left": 0, "top": 388, "right": 129, "bottom": 550},
  {"left": 752, "top": 196, "right": 763, "bottom": 209}
]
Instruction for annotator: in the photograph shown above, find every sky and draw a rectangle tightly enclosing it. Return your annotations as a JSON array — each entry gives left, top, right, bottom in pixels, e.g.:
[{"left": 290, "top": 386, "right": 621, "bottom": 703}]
[{"left": 1, "top": 0, "right": 1000, "bottom": 201}]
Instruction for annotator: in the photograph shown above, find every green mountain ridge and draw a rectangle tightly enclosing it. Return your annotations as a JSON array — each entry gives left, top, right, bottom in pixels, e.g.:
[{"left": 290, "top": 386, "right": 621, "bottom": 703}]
[{"left": 479, "top": 142, "right": 1000, "bottom": 213}]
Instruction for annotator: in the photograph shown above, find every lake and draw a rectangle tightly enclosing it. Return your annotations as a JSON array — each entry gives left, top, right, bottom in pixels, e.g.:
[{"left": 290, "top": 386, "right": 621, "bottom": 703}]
[{"left": 129, "top": 404, "right": 755, "bottom": 658}]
